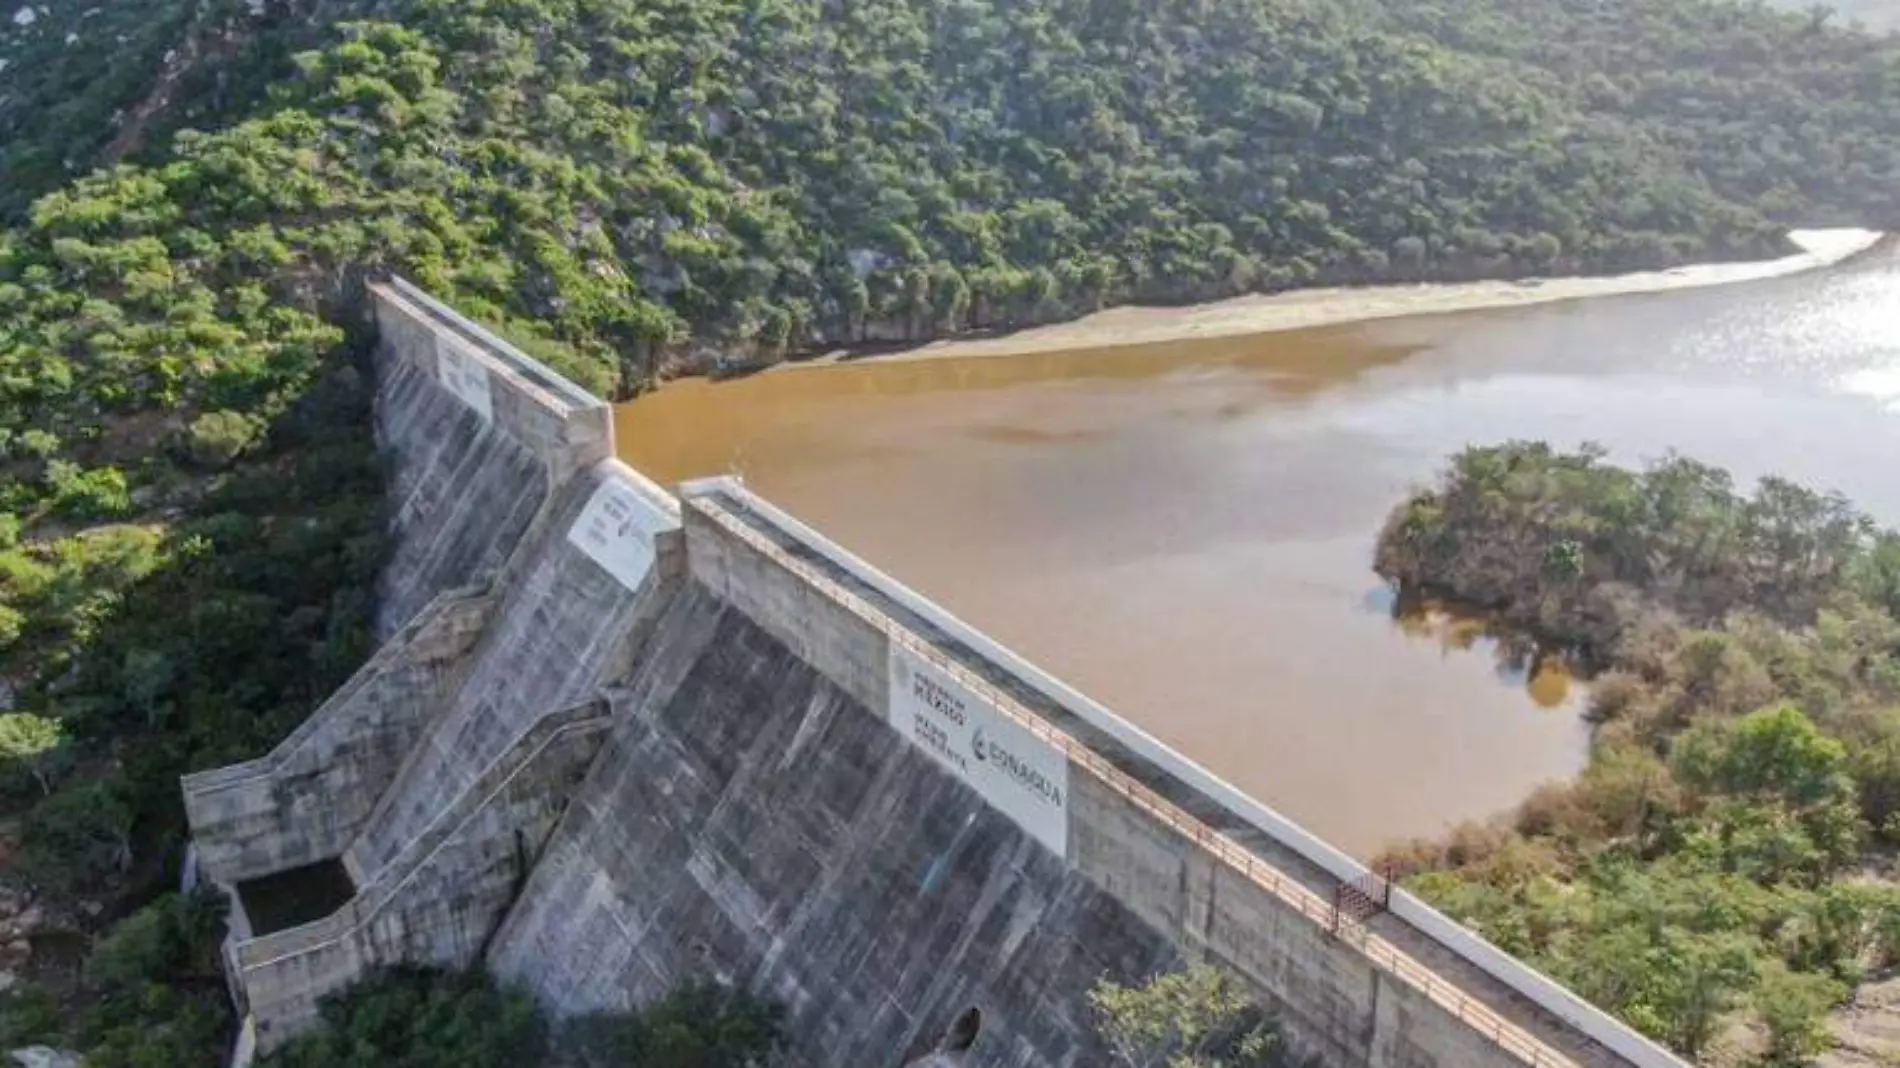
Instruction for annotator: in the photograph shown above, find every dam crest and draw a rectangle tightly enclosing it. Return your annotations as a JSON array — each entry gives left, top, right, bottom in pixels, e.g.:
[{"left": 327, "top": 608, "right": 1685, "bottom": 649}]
[{"left": 181, "top": 278, "right": 1690, "bottom": 1068}]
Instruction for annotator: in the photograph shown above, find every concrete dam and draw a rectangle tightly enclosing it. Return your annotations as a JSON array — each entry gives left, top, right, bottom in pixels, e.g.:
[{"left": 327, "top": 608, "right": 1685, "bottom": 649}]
[{"left": 180, "top": 278, "right": 1693, "bottom": 1068}]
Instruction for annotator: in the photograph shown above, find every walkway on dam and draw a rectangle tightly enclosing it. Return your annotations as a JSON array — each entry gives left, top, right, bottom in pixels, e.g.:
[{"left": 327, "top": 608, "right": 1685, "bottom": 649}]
[{"left": 692, "top": 484, "right": 1629, "bottom": 1068}]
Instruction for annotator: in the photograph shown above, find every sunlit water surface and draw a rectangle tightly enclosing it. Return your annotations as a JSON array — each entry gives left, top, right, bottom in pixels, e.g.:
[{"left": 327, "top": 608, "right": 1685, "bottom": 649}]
[{"left": 616, "top": 247, "right": 1900, "bottom": 855}]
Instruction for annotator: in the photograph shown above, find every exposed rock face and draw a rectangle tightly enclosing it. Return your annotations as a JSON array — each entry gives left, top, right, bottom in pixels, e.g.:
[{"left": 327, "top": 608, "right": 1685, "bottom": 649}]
[
  {"left": 9, "top": 1048, "right": 82, "bottom": 1068},
  {"left": 0, "top": 884, "right": 64, "bottom": 998}
]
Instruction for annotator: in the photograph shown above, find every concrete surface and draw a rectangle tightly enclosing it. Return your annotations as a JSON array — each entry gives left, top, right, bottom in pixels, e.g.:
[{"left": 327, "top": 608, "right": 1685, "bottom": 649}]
[
  {"left": 370, "top": 280, "right": 612, "bottom": 639},
  {"left": 486, "top": 584, "right": 1181, "bottom": 1066},
  {"left": 343, "top": 461, "right": 681, "bottom": 886},
  {"left": 234, "top": 700, "right": 611, "bottom": 1050}
]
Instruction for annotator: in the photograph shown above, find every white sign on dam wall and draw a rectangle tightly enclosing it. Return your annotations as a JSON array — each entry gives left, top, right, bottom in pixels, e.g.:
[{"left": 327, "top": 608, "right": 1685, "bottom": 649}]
[
  {"left": 435, "top": 334, "right": 495, "bottom": 423},
  {"left": 567, "top": 480, "right": 671, "bottom": 591},
  {"left": 888, "top": 644, "right": 1070, "bottom": 855}
]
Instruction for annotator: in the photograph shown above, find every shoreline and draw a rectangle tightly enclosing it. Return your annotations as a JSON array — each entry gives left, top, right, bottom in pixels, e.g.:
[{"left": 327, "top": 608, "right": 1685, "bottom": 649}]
[{"left": 799, "top": 228, "right": 1886, "bottom": 368}]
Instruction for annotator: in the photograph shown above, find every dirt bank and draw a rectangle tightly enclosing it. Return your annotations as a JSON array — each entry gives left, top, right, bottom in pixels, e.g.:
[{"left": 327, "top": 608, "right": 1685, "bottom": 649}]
[{"left": 810, "top": 228, "right": 1884, "bottom": 367}]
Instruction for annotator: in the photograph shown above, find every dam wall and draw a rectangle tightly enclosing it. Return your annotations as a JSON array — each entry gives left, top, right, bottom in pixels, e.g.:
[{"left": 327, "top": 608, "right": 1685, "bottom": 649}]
[
  {"left": 186, "top": 277, "right": 1693, "bottom": 1068},
  {"left": 370, "top": 277, "right": 612, "bottom": 638},
  {"left": 676, "top": 483, "right": 1688, "bottom": 1068},
  {"left": 342, "top": 459, "right": 681, "bottom": 887},
  {"left": 191, "top": 281, "right": 686, "bottom": 1054},
  {"left": 483, "top": 583, "right": 1182, "bottom": 1066},
  {"left": 184, "top": 278, "right": 619, "bottom": 892}
]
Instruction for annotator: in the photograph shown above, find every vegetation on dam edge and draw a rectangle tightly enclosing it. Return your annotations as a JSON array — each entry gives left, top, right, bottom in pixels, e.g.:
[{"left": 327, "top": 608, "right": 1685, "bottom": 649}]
[
  {"left": 0, "top": 0, "right": 1896, "bottom": 1060},
  {"left": 1376, "top": 442, "right": 1900, "bottom": 1064},
  {"left": 238, "top": 960, "right": 1293, "bottom": 1066}
]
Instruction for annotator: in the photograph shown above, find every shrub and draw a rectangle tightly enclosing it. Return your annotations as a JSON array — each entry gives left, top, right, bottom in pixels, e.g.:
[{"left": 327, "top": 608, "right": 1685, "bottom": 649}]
[
  {"left": 18, "top": 778, "right": 135, "bottom": 892},
  {"left": 555, "top": 982, "right": 786, "bottom": 1068},
  {"left": 1089, "top": 964, "right": 1286, "bottom": 1068},
  {"left": 264, "top": 968, "right": 548, "bottom": 1068},
  {"left": 184, "top": 410, "right": 261, "bottom": 468},
  {"left": 1756, "top": 962, "right": 1845, "bottom": 1066},
  {"left": 0, "top": 712, "right": 66, "bottom": 795}
]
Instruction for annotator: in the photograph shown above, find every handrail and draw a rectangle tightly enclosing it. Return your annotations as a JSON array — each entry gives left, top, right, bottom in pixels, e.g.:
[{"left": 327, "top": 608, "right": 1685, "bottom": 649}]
[
  {"left": 235, "top": 706, "right": 610, "bottom": 974},
  {"left": 181, "top": 585, "right": 490, "bottom": 797},
  {"left": 690, "top": 494, "right": 1580, "bottom": 1068}
]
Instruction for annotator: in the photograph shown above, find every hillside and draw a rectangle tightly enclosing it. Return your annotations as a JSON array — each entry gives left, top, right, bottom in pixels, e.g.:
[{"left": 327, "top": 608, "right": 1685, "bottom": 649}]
[
  {"left": 1765, "top": 0, "right": 1900, "bottom": 33},
  {"left": 0, "top": 0, "right": 1897, "bottom": 1062}
]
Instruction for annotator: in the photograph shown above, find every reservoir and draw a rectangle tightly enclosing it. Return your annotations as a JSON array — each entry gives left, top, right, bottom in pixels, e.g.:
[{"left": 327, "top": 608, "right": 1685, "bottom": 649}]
[{"left": 615, "top": 243, "right": 1900, "bottom": 856}]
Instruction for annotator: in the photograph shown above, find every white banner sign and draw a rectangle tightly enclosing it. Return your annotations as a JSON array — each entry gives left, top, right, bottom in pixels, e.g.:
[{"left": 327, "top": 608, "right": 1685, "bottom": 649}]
[
  {"left": 888, "top": 645, "right": 1069, "bottom": 855},
  {"left": 435, "top": 337, "right": 495, "bottom": 423},
  {"left": 567, "top": 481, "right": 673, "bottom": 592}
]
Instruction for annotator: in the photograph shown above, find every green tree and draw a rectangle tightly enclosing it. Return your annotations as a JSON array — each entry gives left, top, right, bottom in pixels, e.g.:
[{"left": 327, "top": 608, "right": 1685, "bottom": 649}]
[
  {"left": 554, "top": 982, "right": 785, "bottom": 1068},
  {"left": 19, "top": 779, "right": 135, "bottom": 892},
  {"left": 1379, "top": 446, "right": 1900, "bottom": 1057},
  {"left": 1756, "top": 961, "right": 1844, "bottom": 1065},
  {"left": 73, "top": 889, "right": 234, "bottom": 1067},
  {"left": 1673, "top": 705, "right": 1853, "bottom": 808},
  {"left": 263, "top": 968, "right": 548, "bottom": 1068},
  {"left": 0, "top": 712, "right": 64, "bottom": 795},
  {"left": 1089, "top": 964, "right": 1282, "bottom": 1068}
]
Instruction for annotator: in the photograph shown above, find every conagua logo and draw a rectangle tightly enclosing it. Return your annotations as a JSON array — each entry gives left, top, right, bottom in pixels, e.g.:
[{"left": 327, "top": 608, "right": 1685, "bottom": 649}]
[{"left": 971, "top": 727, "right": 1063, "bottom": 807}]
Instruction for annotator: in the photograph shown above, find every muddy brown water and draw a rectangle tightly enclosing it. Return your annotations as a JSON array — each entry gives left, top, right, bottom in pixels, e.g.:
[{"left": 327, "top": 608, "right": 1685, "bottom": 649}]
[{"left": 615, "top": 248, "right": 1900, "bottom": 856}]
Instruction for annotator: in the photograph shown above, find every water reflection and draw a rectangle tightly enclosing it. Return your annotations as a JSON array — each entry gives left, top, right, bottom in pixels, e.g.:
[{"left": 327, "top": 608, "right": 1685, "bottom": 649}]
[
  {"left": 616, "top": 246, "right": 1900, "bottom": 855},
  {"left": 1382, "top": 593, "right": 1575, "bottom": 711}
]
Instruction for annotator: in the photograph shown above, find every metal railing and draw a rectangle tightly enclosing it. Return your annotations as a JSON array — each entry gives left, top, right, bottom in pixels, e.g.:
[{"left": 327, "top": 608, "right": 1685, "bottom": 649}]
[
  {"left": 235, "top": 706, "right": 610, "bottom": 971},
  {"left": 694, "top": 496, "right": 1579, "bottom": 1068},
  {"left": 183, "top": 587, "right": 491, "bottom": 799}
]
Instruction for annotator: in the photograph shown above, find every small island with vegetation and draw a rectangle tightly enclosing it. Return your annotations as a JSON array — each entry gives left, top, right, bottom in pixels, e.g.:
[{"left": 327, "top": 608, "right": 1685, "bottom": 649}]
[{"left": 1375, "top": 442, "right": 1900, "bottom": 1064}]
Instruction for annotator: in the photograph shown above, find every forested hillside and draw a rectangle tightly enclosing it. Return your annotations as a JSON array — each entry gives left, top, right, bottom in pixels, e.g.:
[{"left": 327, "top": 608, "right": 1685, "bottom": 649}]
[
  {"left": 1377, "top": 444, "right": 1900, "bottom": 1064},
  {"left": 0, "top": 0, "right": 1896, "bottom": 1061},
  {"left": 2, "top": 0, "right": 1898, "bottom": 390}
]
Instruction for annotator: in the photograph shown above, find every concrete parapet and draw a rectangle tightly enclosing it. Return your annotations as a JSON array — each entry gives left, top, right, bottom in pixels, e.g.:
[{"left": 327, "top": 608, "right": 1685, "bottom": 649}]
[
  {"left": 368, "top": 278, "right": 613, "bottom": 638},
  {"left": 182, "top": 586, "right": 495, "bottom": 886},
  {"left": 372, "top": 278, "right": 609, "bottom": 481},
  {"left": 233, "top": 700, "right": 612, "bottom": 1053}
]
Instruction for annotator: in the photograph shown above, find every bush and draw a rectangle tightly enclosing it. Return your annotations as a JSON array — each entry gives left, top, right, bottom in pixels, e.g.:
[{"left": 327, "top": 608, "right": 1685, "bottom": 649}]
[
  {"left": 1756, "top": 962, "right": 1845, "bottom": 1066},
  {"left": 44, "top": 463, "right": 133, "bottom": 521},
  {"left": 0, "top": 712, "right": 66, "bottom": 796},
  {"left": 82, "top": 889, "right": 227, "bottom": 993},
  {"left": 555, "top": 982, "right": 786, "bottom": 1068},
  {"left": 1089, "top": 964, "right": 1287, "bottom": 1068},
  {"left": 1385, "top": 445, "right": 1900, "bottom": 1059},
  {"left": 264, "top": 970, "right": 788, "bottom": 1068},
  {"left": 71, "top": 889, "right": 234, "bottom": 1067},
  {"left": 17, "top": 778, "right": 135, "bottom": 892},
  {"left": 264, "top": 968, "right": 548, "bottom": 1068},
  {"left": 183, "top": 410, "right": 261, "bottom": 468}
]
